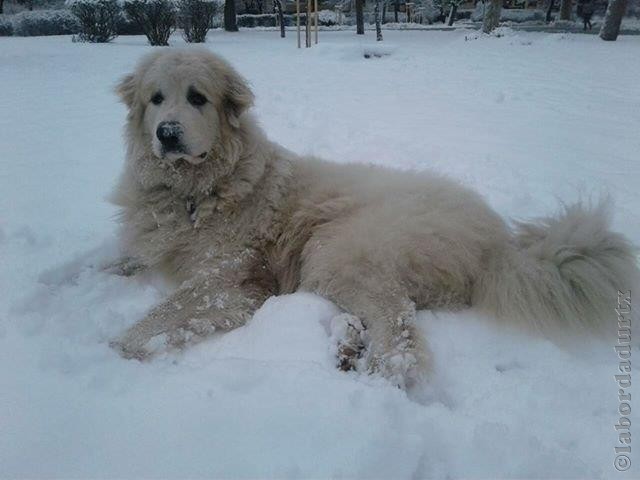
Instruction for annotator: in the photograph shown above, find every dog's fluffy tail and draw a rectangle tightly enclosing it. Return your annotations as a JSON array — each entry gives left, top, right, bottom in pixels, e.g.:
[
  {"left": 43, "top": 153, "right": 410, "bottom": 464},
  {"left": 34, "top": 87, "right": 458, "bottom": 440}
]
[{"left": 472, "top": 201, "right": 639, "bottom": 333}]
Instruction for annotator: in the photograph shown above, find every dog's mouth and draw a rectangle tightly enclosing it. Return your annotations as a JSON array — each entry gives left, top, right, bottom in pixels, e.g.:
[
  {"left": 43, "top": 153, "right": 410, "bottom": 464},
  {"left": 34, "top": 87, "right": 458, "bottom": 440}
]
[{"left": 162, "top": 151, "right": 208, "bottom": 165}]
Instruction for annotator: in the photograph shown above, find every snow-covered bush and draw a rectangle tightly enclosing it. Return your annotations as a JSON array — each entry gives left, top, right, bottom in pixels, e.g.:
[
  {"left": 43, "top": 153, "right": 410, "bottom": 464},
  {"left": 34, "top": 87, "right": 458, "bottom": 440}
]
[
  {"left": 502, "top": 8, "right": 545, "bottom": 22},
  {"left": 234, "top": 11, "right": 340, "bottom": 28},
  {"left": 12, "top": 9, "right": 80, "bottom": 35},
  {"left": 433, "top": 0, "right": 463, "bottom": 24},
  {"left": 3, "top": 0, "right": 49, "bottom": 14},
  {"left": 316, "top": 9, "right": 338, "bottom": 25},
  {"left": 471, "top": 4, "right": 483, "bottom": 21},
  {"left": 178, "top": 0, "right": 217, "bottom": 42},
  {"left": 471, "top": 4, "right": 545, "bottom": 22},
  {"left": 0, "top": 15, "right": 13, "bottom": 35},
  {"left": 413, "top": 0, "right": 441, "bottom": 24},
  {"left": 236, "top": 13, "right": 276, "bottom": 27},
  {"left": 68, "top": 0, "right": 122, "bottom": 42},
  {"left": 123, "top": 0, "right": 176, "bottom": 45},
  {"left": 116, "top": 12, "right": 144, "bottom": 33}
]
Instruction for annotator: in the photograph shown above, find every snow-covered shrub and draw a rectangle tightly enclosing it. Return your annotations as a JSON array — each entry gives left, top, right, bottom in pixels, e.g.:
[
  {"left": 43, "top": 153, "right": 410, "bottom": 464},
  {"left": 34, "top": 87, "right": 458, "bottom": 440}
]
[
  {"left": 413, "top": 0, "right": 441, "bottom": 24},
  {"left": 471, "top": 3, "right": 484, "bottom": 21},
  {"left": 116, "top": 13, "right": 144, "bottom": 33},
  {"left": 234, "top": 11, "right": 339, "bottom": 28},
  {"left": 68, "top": 0, "right": 121, "bottom": 42},
  {"left": 0, "top": 15, "right": 13, "bottom": 35},
  {"left": 236, "top": 12, "right": 369, "bottom": 29},
  {"left": 178, "top": 0, "right": 217, "bottom": 42},
  {"left": 316, "top": 9, "right": 337, "bottom": 25},
  {"left": 12, "top": 9, "right": 80, "bottom": 35},
  {"left": 501, "top": 8, "right": 545, "bottom": 22},
  {"left": 123, "top": 0, "right": 176, "bottom": 45},
  {"left": 471, "top": 4, "right": 545, "bottom": 22},
  {"left": 236, "top": 13, "right": 276, "bottom": 27},
  {"left": 8, "top": 0, "right": 65, "bottom": 12},
  {"left": 433, "top": 0, "right": 463, "bottom": 24}
]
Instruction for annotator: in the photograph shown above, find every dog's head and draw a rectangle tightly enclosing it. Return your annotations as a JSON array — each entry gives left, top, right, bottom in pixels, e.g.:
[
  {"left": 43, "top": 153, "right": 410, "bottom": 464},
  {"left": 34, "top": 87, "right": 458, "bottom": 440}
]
[{"left": 117, "top": 49, "right": 254, "bottom": 168}]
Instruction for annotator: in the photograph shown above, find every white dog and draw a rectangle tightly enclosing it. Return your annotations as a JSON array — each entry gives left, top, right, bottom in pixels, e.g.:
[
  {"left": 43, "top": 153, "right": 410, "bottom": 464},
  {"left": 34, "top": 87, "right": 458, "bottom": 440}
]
[{"left": 110, "top": 48, "right": 638, "bottom": 388}]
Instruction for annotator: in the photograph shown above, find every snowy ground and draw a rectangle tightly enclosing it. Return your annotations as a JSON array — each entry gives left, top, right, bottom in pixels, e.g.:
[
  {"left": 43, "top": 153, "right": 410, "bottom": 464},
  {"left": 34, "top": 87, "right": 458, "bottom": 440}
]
[{"left": 1, "top": 30, "right": 639, "bottom": 478}]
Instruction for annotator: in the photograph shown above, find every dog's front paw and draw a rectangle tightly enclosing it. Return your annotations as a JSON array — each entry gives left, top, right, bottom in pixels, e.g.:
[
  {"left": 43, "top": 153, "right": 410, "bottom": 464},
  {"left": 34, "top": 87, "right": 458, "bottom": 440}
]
[
  {"left": 111, "top": 317, "right": 220, "bottom": 360},
  {"left": 102, "top": 257, "right": 146, "bottom": 277},
  {"left": 110, "top": 336, "right": 156, "bottom": 361},
  {"left": 110, "top": 325, "right": 177, "bottom": 360}
]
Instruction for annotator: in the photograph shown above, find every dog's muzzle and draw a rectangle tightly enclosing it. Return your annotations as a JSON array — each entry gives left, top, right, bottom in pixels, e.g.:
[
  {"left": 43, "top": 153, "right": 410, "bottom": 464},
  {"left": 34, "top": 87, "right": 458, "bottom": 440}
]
[{"left": 155, "top": 121, "right": 209, "bottom": 164}]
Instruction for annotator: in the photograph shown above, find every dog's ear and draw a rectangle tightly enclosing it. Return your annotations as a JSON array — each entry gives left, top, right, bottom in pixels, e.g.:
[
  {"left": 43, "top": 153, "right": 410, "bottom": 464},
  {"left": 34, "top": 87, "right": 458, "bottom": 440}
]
[
  {"left": 116, "top": 73, "right": 137, "bottom": 108},
  {"left": 222, "top": 70, "right": 254, "bottom": 129}
]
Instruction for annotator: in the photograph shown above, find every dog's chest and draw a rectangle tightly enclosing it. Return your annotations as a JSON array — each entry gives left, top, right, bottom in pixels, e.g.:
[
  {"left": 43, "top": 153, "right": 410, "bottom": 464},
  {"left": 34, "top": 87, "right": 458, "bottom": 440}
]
[{"left": 126, "top": 191, "right": 258, "bottom": 269}]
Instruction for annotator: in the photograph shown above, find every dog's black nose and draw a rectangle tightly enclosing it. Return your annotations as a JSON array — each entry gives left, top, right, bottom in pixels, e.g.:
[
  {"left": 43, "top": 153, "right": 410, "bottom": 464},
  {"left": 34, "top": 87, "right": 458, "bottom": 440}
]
[{"left": 156, "top": 121, "right": 183, "bottom": 149}]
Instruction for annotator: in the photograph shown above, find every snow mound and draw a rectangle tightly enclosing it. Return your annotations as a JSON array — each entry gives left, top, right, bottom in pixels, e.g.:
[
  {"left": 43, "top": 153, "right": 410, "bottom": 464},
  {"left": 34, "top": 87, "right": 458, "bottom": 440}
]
[
  {"left": 362, "top": 43, "right": 396, "bottom": 58},
  {"left": 1, "top": 30, "right": 639, "bottom": 478}
]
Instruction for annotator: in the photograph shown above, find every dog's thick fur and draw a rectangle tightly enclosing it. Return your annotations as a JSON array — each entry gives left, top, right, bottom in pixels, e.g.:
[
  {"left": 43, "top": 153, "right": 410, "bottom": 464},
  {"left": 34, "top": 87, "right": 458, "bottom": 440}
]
[{"left": 111, "top": 49, "right": 639, "bottom": 387}]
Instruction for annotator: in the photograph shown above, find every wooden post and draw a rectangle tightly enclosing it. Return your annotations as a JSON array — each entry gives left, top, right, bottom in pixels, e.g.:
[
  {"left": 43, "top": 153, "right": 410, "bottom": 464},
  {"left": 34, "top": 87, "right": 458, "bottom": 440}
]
[
  {"left": 314, "top": 0, "right": 318, "bottom": 44},
  {"left": 297, "top": 0, "right": 301, "bottom": 48},
  {"left": 306, "top": 0, "right": 311, "bottom": 47}
]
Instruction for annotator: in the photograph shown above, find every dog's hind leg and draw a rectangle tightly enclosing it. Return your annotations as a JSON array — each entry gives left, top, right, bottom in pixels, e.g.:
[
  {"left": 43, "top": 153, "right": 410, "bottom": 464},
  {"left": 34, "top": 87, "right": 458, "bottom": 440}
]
[
  {"left": 304, "top": 270, "right": 430, "bottom": 388},
  {"left": 329, "top": 313, "right": 366, "bottom": 372}
]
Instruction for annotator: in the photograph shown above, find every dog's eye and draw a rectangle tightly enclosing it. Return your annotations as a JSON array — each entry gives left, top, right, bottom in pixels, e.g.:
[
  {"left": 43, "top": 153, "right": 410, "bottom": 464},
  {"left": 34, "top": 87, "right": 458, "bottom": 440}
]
[
  {"left": 187, "top": 90, "right": 208, "bottom": 107},
  {"left": 150, "top": 92, "right": 164, "bottom": 105}
]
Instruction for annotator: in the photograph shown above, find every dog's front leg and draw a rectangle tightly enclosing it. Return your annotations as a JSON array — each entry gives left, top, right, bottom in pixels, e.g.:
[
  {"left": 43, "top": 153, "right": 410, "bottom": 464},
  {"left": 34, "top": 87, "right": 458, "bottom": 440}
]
[{"left": 112, "top": 254, "right": 272, "bottom": 359}]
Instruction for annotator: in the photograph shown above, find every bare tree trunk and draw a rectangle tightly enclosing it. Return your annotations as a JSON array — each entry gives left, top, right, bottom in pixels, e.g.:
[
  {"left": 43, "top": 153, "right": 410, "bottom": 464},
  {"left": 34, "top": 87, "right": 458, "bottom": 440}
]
[
  {"left": 224, "top": 0, "right": 238, "bottom": 31},
  {"left": 382, "top": 2, "right": 386, "bottom": 23},
  {"left": 545, "top": 0, "right": 555, "bottom": 21},
  {"left": 356, "top": 0, "right": 365, "bottom": 34},
  {"left": 482, "top": 0, "right": 501, "bottom": 32},
  {"left": 447, "top": 3, "right": 458, "bottom": 25},
  {"left": 600, "top": 0, "right": 627, "bottom": 39},
  {"left": 559, "top": 0, "right": 572, "bottom": 19},
  {"left": 375, "top": 0, "right": 383, "bottom": 39},
  {"left": 274, "top": 0, "right": 285, "bottom": 37},
  {"left": 394, "top": 0, "right": 399, "bottom": 22},
  {"left": 0, "top": 0, "right": 4, "bottom": 14}
]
